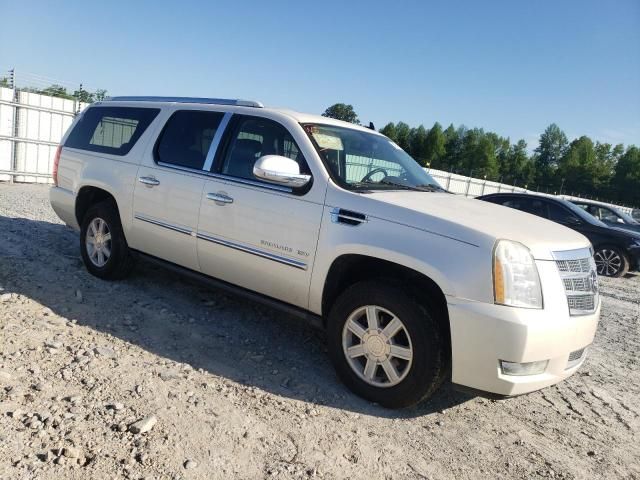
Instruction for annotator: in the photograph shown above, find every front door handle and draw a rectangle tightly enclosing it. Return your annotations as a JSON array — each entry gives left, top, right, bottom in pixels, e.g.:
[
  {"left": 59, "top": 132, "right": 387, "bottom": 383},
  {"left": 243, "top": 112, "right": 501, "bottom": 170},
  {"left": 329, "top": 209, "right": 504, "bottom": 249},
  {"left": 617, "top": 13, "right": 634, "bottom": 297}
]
[
  {"left": 207, "top": 192, "right": 234, "bottom": 205},
  {"left": 139, "top": 176, "right": 160, "bottom": 187}
]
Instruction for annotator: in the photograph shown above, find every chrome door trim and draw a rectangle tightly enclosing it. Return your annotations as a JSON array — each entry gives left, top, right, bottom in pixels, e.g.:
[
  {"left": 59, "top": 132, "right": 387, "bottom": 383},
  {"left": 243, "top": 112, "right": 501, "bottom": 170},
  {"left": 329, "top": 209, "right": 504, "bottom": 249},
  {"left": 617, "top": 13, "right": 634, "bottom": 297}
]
[
  {"left": 203, "top": 112, "right": 232, "bottom": 172},
  {"left": 154, "top": 161, "right": 293, "bottom": 194},
  {"left": 196, "top": 232, "right": 307, "bottom": 270},
  {"left": 134, "top": 213, "right": 194, "bottom": 236}
]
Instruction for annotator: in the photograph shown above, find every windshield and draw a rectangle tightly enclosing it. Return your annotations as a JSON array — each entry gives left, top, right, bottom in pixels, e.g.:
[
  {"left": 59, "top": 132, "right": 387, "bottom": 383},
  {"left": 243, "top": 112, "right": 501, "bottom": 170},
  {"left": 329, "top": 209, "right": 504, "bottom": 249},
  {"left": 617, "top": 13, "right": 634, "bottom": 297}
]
[{"left": 304, "top": 123, "right": 444, "bottom": 192}]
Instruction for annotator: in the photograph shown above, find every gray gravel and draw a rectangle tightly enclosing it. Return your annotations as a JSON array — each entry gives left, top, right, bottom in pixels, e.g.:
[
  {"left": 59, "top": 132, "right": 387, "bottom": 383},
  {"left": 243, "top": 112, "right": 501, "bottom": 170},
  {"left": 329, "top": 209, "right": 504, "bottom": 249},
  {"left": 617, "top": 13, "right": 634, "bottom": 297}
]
[{"left": 1, "top": 183, "right": 639, "bottom": 479}]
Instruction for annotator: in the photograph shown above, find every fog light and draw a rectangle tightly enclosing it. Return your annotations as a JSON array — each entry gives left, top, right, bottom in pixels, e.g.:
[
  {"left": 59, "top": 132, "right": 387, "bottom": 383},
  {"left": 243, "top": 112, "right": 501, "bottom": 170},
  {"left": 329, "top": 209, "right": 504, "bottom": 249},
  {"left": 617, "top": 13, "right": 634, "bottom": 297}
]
[{"left": 500, "top": 360, "right": 548, "bottom": 376}]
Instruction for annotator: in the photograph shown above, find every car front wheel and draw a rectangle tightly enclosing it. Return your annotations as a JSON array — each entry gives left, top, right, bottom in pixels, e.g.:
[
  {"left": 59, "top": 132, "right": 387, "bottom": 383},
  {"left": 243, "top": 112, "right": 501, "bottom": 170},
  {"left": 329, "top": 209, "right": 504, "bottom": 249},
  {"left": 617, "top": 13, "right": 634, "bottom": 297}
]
[
  {"left": 327, "top": 281, "right": 448, "bottom": 408},
  {"left": 594, "top": 246, "right": 629, "bottom": 277}
]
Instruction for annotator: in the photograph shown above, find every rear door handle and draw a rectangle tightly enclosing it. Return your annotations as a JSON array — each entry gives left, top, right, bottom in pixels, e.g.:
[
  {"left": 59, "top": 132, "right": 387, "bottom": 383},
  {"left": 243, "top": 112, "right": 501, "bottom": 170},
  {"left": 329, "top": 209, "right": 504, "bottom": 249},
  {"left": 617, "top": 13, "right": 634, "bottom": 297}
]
[
  {"left": 206, "top": 192, "right": 234, "bottom": 204},
  {"left": 139, "top": 176, "right": 160, "bottom": 186}
]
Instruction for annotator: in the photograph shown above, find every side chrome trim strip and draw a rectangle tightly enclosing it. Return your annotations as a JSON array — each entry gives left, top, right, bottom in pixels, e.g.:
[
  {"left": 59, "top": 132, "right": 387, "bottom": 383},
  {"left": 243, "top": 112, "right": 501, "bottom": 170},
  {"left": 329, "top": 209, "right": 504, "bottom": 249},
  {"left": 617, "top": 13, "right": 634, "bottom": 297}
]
[
  {"left": 203, "top": 112, "right": 232, "bottom": 171},
  {"left": 154, "top": 161, "right": 293, "bottom": 194},
  {"left": 134, "top": 214, "right": 194, "bottom": 236},
  {"left": 196, "top": 232, "right": 307, "bottom": 270}
]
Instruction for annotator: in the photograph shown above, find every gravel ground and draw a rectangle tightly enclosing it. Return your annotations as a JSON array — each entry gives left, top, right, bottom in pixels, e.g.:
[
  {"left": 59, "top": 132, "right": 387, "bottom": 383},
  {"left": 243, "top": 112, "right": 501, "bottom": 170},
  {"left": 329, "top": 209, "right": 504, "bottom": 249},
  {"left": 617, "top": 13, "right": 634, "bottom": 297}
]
[{"left": 0, "top": 183, "right": 639, "bottom": 480}]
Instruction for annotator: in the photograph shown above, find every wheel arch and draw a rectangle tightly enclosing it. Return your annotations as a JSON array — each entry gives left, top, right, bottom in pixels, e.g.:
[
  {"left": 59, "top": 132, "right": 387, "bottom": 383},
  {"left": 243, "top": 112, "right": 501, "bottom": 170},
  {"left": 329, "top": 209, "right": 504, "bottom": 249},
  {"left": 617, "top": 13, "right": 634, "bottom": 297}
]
[
  {"left": 321, "top": 254, "right": 451, "bottom": 354},
  {"left": 75, "top": 185, "right": 120, "bottom": 226}
]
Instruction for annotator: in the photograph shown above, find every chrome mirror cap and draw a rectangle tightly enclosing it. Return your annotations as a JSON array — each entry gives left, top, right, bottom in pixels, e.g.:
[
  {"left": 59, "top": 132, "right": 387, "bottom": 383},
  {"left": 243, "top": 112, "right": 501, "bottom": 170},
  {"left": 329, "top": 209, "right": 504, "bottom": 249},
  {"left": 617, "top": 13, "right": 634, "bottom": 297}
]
[{"left": 253, "top": 155, "right": 311, "bottom": 188}]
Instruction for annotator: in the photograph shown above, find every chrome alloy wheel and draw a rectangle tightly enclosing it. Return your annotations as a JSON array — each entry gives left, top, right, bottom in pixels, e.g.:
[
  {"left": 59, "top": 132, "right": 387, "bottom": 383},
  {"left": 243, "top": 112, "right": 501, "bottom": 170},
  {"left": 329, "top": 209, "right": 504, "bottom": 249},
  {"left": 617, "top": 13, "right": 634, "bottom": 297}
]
[
  {"left": 86, "top": 217, "right": 112, "bottom": 267},
  {"left": 594, "top": 249, "right": 622, "bottom": 276},
  {"left": 342, "top": 305, "right": 413, "bottom": 388}
]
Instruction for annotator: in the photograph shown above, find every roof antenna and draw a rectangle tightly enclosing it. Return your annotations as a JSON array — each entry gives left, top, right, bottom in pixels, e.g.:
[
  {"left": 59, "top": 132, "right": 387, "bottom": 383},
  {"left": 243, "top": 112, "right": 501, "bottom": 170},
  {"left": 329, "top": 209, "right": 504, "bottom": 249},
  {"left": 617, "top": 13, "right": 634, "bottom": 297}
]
[{"left": 368, "top": 121, "right": 375, "bottom": 130}]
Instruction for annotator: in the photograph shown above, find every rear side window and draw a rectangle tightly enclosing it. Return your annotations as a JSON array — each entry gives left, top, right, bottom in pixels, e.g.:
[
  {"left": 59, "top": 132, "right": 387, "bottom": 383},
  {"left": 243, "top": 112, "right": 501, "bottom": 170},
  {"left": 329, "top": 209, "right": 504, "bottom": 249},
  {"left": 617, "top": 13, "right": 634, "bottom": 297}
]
[
  {"left": 65, "top": 106, "right": 159, "bottom": 156},
  {"left": 155, "top": 110, "right": 224, "bottom": 170}
]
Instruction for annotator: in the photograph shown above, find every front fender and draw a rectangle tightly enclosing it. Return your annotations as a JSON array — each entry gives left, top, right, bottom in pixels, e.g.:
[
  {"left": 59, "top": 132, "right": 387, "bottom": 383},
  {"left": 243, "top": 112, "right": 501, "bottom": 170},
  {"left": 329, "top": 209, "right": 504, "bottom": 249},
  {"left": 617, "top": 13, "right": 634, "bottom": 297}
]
[{"left": 309, "top": 206, "right": 492, "bottom": 314}]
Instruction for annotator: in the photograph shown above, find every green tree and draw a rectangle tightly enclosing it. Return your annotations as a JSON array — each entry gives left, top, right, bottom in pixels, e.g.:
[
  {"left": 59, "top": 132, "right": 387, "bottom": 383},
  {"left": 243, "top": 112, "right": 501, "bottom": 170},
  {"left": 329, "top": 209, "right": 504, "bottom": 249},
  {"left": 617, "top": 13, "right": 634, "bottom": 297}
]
[
  {"left": 612, "top": 146, "right": 640, "bottom": 205},
  {"left": 39, "top": 84, "right": 74, "bottom": 100},
  {"left": 73, "top": 88, "right": 95, "bottom": 103},
  {"left": 0, "top": 77, "right": 10, "bottom": 88},
  {"left": 424, "top": 122, "right": 446, "bottom": 168},
  {"left": 94, "top": 89, "right": 108, "bottom": 101},
  {"left": 394, "top": 122, "right": 411, "bottom": 152},
  {"left": 558, "top": 136, "right": 598, "bottom": 193},
  {"left": 322, "top": 103, "right": 360, "bottom": 124},
  {"left": 409, "top": 125, "right": 428, "bottom": 164},
  {"left": 379, "top": 122, "right": 397, "bottom": 142},
  {"left": 534, "top": 123, "right": 568, "bottom": 187},
  {"left": 500, "top": 139, "right": 530, "bottom": 185}
]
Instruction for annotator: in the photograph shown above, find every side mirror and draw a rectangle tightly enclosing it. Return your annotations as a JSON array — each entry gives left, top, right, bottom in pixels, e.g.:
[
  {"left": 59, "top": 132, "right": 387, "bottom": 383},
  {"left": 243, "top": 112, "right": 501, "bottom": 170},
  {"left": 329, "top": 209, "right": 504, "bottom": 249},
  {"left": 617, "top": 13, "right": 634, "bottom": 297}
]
[
  {"left": 617, "top": 217, "right": 625, "bottom": 224},
  {"left": 253, "top": 155, "right": 311, "bottom": 188}
]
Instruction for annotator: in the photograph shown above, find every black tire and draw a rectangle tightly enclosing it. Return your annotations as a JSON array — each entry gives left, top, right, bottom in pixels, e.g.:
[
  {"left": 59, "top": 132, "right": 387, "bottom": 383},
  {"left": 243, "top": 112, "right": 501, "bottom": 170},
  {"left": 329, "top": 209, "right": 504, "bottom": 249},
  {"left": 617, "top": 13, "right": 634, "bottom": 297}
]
[
  {"left": 327, "top": 280, "right": 448, "bottom": 409},
  {"left": 594, "top": 245, "right": 629, "bottom": 278},
  {"left": 80, "top": 200, "right": 135, "bottom": 280}
]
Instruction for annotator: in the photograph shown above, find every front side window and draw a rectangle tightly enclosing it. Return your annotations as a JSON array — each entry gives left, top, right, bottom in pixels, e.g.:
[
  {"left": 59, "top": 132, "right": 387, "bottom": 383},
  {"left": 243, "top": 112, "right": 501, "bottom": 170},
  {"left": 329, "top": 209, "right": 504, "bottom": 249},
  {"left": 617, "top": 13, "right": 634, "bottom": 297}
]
[
  {"left": 304, "top": 124, "right": 442, "bottom": 192},
  {"left": 221, "top": 117, "right": 309, "bottom": 181},
  {"left": 155, "top": 110, "right": 224, "bottom": 170},
  {"left": 65, "top": 106, "right": 159, "bottom": 156}
]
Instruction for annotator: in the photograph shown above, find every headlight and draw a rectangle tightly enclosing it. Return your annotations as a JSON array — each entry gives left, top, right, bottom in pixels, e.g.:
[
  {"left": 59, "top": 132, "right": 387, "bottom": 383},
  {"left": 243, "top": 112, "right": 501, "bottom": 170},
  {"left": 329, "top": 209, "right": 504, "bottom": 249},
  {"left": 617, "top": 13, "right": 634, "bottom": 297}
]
[{"left": 493, "top": 240, "right": 543, "bottom": 309}]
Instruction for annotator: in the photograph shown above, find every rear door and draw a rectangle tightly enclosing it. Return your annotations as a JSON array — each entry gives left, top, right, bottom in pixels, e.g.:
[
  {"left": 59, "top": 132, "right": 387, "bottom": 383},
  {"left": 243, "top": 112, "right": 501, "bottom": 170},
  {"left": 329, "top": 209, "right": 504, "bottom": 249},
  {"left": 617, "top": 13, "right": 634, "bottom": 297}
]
[
  {"left": 128, "top": 109, "right": 226, "bottom": 271},
  {"left": 196, "top": 115, "right": 324, "bottom": 308}
]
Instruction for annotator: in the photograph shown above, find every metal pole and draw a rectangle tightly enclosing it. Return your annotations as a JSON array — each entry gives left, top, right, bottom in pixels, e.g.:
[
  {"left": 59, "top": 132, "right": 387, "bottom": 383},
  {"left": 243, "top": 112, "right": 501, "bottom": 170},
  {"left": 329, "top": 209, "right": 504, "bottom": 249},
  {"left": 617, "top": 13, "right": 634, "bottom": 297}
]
[{"left": 9, "top": 70, "right": 17, "bottom": 184}]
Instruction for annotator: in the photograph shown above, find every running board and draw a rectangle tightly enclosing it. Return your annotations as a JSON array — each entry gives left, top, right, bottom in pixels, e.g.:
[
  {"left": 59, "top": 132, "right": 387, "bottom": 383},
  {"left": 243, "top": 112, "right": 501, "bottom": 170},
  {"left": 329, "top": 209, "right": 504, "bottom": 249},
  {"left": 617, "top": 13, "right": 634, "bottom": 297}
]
[{"left": 133, "top": 251, "right": 323, "bottom": 330}]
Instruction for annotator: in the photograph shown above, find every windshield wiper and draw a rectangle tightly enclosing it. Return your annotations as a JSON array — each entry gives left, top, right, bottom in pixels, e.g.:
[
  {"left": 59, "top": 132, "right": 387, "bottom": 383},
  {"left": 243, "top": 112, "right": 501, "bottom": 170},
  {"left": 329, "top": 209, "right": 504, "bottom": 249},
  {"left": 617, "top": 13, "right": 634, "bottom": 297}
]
[{"left": 379, "top": 179, "right": 445, "bottom": 192}]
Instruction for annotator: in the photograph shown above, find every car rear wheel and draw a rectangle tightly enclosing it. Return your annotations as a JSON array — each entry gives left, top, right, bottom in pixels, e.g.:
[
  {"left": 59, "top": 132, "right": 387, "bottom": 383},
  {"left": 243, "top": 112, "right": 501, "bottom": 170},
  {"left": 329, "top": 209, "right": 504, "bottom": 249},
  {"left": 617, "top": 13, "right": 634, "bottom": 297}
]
[
  {"left": 327, "top": 281, "right": 447, "bottom": 408},
  {"left": 80, "top": 200, "right": 135, "bottom": 280},
  {"left": 594, "top": 246, "right": 629, "bottom": 277}
]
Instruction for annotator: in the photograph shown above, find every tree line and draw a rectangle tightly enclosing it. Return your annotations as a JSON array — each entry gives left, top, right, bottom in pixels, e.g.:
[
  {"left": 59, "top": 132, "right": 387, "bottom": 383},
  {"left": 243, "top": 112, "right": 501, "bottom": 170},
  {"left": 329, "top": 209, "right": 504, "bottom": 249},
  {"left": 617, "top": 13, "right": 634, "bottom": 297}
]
[
  {"left": 0, "top": 77, "right": 107, "bottom": 104},
  {"left": 322, "top": 103, "right": 639, "bottom": 207}
]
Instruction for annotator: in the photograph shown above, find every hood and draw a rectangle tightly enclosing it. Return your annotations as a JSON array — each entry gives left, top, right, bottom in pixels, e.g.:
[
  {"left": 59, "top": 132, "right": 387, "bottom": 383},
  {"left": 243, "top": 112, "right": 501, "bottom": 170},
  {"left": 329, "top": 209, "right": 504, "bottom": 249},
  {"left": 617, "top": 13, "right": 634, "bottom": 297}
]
[{"left": 333, "top": 190, "right": 591, "bottom": 260}]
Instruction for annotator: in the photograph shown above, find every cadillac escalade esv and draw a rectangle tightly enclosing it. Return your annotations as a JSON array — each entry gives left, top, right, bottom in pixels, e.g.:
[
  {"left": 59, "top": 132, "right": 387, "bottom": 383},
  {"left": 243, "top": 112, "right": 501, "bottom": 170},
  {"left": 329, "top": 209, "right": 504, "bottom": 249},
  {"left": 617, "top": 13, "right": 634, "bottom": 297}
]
[{"left": 50, "top": 97, "right": 601, "bottom": 408}]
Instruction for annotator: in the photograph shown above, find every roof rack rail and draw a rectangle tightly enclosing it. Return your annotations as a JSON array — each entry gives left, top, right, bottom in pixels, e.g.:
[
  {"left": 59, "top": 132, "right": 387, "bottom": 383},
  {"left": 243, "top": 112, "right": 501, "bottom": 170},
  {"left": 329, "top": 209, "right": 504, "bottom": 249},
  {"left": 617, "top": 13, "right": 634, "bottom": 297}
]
[{"left": 105, "top": 96, "right": 264, "bottom": 108}]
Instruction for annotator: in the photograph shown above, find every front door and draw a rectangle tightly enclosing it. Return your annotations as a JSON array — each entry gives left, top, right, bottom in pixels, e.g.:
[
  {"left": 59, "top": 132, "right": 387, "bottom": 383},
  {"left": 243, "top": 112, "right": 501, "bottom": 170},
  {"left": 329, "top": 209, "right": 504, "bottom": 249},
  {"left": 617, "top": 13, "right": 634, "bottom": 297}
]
[{"left": 196, "top": 115, "right": 324, "bottom": 308}]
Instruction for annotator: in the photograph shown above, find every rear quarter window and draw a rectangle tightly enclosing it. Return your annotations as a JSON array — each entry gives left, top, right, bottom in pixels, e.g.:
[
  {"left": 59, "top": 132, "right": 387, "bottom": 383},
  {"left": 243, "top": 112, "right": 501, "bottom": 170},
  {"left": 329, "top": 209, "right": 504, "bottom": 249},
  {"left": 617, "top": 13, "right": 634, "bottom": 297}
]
[{"left": 65, "top": 106, "right": 160, "bottom": 156}]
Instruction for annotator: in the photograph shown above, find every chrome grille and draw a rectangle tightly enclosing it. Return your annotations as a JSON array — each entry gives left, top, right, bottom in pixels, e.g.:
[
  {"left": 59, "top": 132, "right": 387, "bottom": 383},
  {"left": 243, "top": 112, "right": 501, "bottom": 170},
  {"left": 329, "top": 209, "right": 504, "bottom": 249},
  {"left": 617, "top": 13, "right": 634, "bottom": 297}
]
[
  {"left": 556, "top": 258, "right": 591, "bottom": 273},
  {"left": 554, "top": 248, "right": 598, "bottom": 316},
  {"left": 563, "top": 277, "right": 591, "bottom": 292}
]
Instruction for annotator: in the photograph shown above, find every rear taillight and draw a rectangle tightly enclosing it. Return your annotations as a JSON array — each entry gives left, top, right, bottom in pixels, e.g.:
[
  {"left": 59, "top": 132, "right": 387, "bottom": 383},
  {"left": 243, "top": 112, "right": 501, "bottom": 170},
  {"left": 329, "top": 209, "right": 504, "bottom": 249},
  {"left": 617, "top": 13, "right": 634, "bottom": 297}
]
[{"left": 52, "top": 145, "right": 62, "bottom": 186}]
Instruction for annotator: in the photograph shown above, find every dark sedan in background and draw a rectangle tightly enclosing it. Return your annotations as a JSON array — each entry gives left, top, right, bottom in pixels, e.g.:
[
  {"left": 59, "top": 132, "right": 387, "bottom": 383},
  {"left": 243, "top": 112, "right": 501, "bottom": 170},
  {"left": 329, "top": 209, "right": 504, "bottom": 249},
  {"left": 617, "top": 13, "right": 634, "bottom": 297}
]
[
  {"left": 569, "top": 199, "right": 640, "bottom": 234},
  {"left": 477, "top": 193, "right": 640, "bottom": 277}
]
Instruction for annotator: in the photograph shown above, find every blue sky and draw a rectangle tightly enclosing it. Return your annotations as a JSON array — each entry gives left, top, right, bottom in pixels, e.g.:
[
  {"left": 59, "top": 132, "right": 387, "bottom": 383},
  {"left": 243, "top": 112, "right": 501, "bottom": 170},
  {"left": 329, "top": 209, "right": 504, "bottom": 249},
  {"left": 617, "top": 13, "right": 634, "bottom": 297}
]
[{"left": 1, "top": 0, "right": 639, "bottom": 149}]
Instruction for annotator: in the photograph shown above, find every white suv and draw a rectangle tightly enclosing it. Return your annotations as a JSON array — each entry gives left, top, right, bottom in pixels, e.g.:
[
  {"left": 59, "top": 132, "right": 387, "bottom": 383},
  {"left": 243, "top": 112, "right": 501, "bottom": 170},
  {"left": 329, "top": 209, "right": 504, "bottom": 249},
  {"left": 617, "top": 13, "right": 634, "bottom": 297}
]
[{"left": 50, "top": 97, "right": 600, "bottom": 408}]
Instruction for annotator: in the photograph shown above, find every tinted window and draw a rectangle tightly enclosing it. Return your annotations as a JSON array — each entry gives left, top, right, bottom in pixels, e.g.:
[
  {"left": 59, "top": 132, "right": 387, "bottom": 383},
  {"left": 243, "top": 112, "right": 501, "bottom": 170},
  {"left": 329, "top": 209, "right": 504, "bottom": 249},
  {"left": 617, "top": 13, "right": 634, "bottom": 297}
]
[
  {"left": 499, "top": 197, "right": 546, "bottom": 218},
  {"left": 66, "top": 107, "right": 159, "bottom": 156},
  {"left": 594, "top": 206, "right": 620, "bottom": 223},
  {"left": 156, "top": 110, "right": 224, "bottom": 170},
  {"left": 548, "top": 203, "right": 580, "bottom": 224},
  {"left": 221, "top": 117, "right": 309, "bottom": 180}
]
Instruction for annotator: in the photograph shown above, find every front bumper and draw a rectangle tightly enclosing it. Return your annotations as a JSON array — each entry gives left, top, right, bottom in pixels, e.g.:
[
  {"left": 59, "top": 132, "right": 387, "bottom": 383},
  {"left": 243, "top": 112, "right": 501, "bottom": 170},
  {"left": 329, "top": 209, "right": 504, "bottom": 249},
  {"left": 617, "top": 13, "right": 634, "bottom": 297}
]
[{"left": 447, "top": 296, "right": 600, "bottom": 396}]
